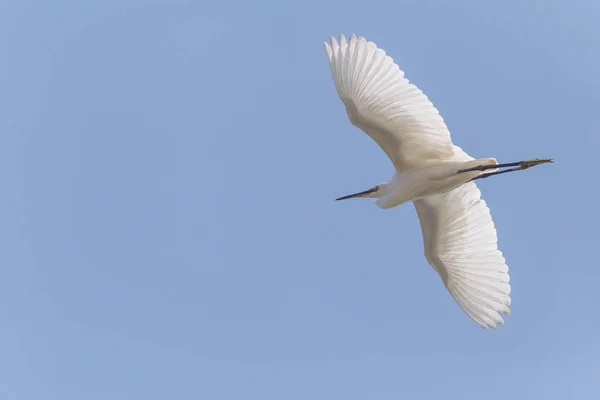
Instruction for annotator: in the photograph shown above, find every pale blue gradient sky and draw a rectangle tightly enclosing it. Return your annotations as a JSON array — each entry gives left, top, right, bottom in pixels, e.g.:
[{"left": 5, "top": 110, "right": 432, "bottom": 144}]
[{"left": 1, "top": 0, "right": 599, "bottom": 399}]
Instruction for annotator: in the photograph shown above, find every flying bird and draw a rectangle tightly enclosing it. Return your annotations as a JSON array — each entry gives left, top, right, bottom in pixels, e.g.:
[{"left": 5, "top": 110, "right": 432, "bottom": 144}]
[{"left": 324, "top": 34, "right": 552, "bottom": 329}]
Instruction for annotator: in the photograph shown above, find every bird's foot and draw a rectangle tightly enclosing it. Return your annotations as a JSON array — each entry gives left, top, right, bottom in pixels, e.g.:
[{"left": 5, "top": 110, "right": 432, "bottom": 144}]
[{"left": 517, "top": 158, "right": 554, "bottom": 170}]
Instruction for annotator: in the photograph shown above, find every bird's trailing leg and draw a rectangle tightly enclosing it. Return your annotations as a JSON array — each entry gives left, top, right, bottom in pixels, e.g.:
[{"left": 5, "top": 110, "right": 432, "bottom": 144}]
[{"left": 457, "top": 158, "right": 553, "bottom": 182}]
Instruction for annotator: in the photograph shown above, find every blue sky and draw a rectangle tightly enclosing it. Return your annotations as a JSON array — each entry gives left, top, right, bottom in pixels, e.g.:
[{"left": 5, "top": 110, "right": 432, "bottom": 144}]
[{"left": 1, "top": 0, "right": 599, "bottom": 398}]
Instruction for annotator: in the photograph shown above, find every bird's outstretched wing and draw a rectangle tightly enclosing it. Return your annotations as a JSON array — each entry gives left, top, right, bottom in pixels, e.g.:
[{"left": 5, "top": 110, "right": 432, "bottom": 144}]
[
  {"left": 413, "top": 180, "right": 511, "bottom": 329},
  {"left": 324, "top": 34, "right": 455, "bottom": 172}
]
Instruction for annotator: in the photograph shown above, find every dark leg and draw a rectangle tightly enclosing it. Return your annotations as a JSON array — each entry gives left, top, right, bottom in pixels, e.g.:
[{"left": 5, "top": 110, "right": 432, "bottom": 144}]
[
  {"left": 457, "top": 158, "right": 553, "bottom": 174},
  {"left": 469, "top": 167, "right": 525, "bottom": 182}
]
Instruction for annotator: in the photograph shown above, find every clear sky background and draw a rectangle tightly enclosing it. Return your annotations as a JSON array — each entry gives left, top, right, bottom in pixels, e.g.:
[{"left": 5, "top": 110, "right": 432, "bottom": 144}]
[{"left": 1, "top": 0, "right": 599, "bottom": 399}]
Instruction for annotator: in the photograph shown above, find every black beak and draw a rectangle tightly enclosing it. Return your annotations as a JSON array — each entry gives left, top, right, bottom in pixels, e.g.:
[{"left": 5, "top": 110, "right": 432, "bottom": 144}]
[{"left": 335, "top": 186, "right": 379, "bottom": 201}]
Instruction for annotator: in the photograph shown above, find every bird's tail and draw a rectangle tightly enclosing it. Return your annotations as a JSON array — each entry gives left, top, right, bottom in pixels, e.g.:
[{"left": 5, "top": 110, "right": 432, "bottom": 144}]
[
  {"left": 474, "top": 158, "right": 499, "bottom": 173},
  {"left": 450, "top": 146, "right": 499, "bottom": 174},
  {"left": 455, "top": 158, "right": 499, "bottom": 181}
]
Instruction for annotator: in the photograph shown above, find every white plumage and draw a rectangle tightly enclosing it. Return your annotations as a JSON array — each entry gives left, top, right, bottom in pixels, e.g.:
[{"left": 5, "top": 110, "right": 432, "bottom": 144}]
[
  {"left": 324, "top": 34, "right": 518, "bottom": 328},
  {"left": 324, "top": 33, "right": 455, "bottom": 171},
  {"left": 413, "top": 182, "right": 510, "bottom": 328}
]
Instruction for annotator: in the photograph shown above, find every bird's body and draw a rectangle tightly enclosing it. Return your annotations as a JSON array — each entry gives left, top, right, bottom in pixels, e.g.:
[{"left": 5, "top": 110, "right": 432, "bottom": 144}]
[
  {"left": 324, "top": 34, "right": 552, "bottom": 329},
  {"left": 366, "top": 156, "right": 498, "bottom": 209}
]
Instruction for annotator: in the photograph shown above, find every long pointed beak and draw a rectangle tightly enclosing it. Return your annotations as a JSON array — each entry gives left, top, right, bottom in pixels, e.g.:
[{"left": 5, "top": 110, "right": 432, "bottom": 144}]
[{"left": 335, "top": 186, "right": 379, "bottom": 201}]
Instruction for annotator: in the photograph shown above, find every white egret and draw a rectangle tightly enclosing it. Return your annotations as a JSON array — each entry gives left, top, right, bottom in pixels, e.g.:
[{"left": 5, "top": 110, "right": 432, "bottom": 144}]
[{"left": 325, "top": 34, "right": 552, "bottom": 329}]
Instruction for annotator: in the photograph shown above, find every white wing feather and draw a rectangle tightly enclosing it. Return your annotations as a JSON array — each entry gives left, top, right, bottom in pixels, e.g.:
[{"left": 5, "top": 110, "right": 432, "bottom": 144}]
[
  {"left": 413, "top": 175, "right": 511, "bottom": 329},
  {"left": 324, "top": 34, "right": 455, "bottom": 171}
]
